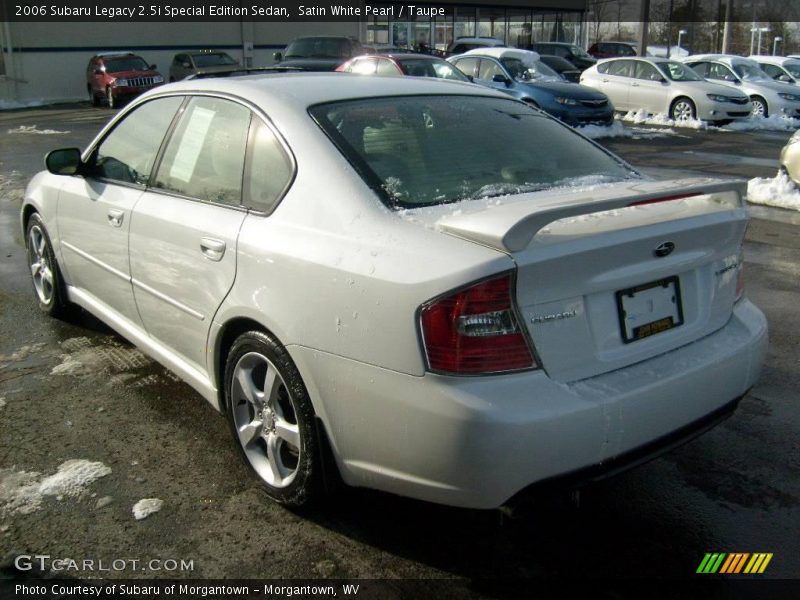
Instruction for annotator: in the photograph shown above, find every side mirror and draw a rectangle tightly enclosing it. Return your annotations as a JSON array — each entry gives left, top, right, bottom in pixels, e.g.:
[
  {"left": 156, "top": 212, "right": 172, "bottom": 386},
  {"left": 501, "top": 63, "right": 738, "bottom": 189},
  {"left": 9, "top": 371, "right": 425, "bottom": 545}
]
[
  {"left": 778, "top": 74, "right": 792, "bottom": 82},
  {"left": 45, "top": 148, "right": 83, "bottom": 176},
  {"left": 467, "top": 75, "right": 474, "bottom": 82},
  {"left": 273, "top": 51, "right": 283, "bottom": 62},
  {"left": 492, "top": 73, "right": 511, "bottom": 86},
  {"left": 150, "top": 64, "right": 157, "bottom": 70}
]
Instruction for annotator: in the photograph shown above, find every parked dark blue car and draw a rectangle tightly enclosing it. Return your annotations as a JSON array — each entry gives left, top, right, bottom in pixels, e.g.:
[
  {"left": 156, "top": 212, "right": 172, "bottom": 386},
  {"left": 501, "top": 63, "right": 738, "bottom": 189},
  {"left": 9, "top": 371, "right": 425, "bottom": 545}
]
[{"left": 449, "top": 48, "right": 614, "bottom": 127}]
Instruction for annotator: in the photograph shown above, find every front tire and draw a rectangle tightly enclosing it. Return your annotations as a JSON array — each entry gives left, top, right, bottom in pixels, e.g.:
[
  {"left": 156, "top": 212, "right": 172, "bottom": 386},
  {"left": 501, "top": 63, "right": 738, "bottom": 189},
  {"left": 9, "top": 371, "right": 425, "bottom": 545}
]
[
  {"left": 750, "top": 96, "right": 768, "bottom": 118},
  {"left": 670, "top": 97, "right": 696, "bottom": 122},
  {"left": 25, "top": 213, "right": 71, "bottom": 318},
  {"left": 224, "top": 331, "right": 321, "bottom": 506}
]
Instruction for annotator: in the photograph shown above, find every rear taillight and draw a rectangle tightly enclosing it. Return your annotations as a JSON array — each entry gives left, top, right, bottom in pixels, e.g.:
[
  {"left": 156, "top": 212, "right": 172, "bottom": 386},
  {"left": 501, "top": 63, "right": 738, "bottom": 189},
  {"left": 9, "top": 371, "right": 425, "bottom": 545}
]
[
  {"left": 420, "top": 273, "right": 536, "bottom": 375},
  {"left": 627, "top": 193, "right": 701, "bottom": 207}
]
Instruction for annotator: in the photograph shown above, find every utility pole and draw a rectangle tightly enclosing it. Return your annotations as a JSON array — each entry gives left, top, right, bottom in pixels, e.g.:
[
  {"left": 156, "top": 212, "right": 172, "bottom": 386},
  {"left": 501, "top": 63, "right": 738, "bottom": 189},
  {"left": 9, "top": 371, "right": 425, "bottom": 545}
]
[
  {"left": 721, "top": 0, "right": 732, "bottom": 53},
  {"left": 638, "top": 0, "right": 651, "bottom": 58}
]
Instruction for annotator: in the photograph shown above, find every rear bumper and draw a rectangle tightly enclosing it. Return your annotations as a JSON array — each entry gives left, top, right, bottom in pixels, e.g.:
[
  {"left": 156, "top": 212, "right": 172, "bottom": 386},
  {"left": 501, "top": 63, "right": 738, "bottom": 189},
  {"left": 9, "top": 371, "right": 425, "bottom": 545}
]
[{"left": 290, "top": 299, "right": 767, "bottom": 509}]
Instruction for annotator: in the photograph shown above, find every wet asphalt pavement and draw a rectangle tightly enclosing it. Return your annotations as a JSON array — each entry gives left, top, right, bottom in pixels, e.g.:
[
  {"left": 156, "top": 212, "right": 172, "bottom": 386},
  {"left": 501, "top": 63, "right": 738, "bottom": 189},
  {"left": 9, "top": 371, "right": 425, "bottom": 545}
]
[{"left": 0, "top": 105, "right": 798, "bottom": 591}]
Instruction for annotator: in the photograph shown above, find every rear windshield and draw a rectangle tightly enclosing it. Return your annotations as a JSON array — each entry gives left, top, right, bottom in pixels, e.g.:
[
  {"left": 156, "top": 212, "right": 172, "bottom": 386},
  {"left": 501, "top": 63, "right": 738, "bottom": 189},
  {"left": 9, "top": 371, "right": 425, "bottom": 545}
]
[
  {"left": 310, "top": 95, "right": 635, "bottom": 209},
  {"left": 285, "top": 38, "right": 352, "bottom": 59},
  {"left": 192, "top": 53, "right": 237, "bottom": 67}
]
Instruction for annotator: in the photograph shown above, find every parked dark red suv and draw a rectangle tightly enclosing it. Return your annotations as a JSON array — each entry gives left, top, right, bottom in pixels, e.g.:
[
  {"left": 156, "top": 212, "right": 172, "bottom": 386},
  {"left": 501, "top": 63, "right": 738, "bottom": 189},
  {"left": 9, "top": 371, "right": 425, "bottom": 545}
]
[{"left": 86, "top": 52, "right": 165, "bottom": 109}]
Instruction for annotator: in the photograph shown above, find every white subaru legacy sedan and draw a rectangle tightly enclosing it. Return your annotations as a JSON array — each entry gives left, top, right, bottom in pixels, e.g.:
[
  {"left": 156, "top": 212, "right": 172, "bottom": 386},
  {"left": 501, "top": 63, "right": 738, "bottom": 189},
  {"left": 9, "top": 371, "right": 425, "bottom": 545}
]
[{"left": 22, "top": 74, "right": 767, "bottom": 509}]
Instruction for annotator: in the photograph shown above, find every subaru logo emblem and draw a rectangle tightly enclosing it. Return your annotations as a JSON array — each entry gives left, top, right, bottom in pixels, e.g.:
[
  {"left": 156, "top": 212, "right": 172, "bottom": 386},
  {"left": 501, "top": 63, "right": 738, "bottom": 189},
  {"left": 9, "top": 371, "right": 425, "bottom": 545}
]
[{"left": 654, "top": 242, "right": 675, "bottom": 257}]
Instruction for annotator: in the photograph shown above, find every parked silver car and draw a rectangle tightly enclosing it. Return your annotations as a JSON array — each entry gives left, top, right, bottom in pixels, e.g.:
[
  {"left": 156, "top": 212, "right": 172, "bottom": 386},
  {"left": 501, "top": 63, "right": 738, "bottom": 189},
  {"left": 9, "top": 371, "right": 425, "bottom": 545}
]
[
  {"left": 750, "top": 55, "right": 800, "bottom": 86},
  {"left": 682, "top": 54, "right": 800, "bottom": 117},
  {"left": 781, "top": 129, "right": 800, "bottom": 185},
  {"left": 581, "top": 57, "right": 752, "bottom": 121},
  {"left": 22, "top": 74, "right": 767, "bottom": 509}
]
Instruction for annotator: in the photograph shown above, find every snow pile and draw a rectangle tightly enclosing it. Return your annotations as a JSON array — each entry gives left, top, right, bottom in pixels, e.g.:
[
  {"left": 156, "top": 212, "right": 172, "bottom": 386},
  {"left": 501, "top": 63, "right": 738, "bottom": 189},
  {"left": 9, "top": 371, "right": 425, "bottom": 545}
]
[
  {"left": 133, "top": 498, "right": 163, "bottom": 520},
  {"left": 50, "top": 354, "right": 84, "bottom": 375},
  {"left": 747, "top": 171, "right": 800, "bottom": 211},
  {"left": 0, "top": 460, "right": 111, "bottom": 515},
  {"left": 0, "top": 397, "right": 6, "bottom": 409},
  {"left": 580, "top": 120, "right": 675, "bottom": 140},
  {"left": 723, "top": 115, "right": 800, "bottom": 132},
  {"left": 7, "top": 125, "right": 69, "bottom": 135},
  {"left": 621, "top": 109, "right": 708, "bottom": 130}
]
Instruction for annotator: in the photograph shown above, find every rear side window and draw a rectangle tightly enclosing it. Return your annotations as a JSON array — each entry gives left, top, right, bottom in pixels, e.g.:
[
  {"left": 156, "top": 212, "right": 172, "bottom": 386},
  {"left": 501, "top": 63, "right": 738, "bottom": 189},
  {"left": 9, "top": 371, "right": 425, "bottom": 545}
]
[
  {"left": 92, "top": 96, "right": 183, "bottom": 185},
  {"left": 687, "top": 62, "right": 709, "bottom": 77},
  {"left": 310, "top": 95, "right": 634, "bottom": 209},
  {"left": 154, "top": 96, "right": 251, "bottom": 206},
  {"left": 376, "top": 59, "right": 401, "bottom": 76},
  {"left": 244, "top": 119, "right": 294, "bottom": 213}
]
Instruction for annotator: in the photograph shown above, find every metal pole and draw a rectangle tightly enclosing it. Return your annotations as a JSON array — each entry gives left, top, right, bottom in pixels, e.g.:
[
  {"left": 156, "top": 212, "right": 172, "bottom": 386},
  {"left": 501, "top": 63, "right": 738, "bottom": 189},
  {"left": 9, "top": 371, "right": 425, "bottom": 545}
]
[
  {"left": 721, "top": 0, "right": 732, "bottom": 53},
  {"left": 638, "top": 0, "right": 651, "bottom": 58}
]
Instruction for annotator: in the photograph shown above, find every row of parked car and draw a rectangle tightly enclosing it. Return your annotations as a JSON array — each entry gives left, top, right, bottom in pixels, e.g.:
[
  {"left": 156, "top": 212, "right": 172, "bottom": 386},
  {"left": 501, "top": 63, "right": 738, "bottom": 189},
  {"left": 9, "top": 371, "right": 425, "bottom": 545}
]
[{"left": 85, "top": 37, "right": 800, "bottom": 130}]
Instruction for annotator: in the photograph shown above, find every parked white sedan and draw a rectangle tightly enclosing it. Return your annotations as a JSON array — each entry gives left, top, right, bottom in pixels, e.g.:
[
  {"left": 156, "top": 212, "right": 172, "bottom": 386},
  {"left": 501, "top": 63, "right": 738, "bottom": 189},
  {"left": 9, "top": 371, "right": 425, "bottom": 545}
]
[
  {"left": 682, "top": 54, "right": 800, "bottom": 118},
  {"left": 581, "top": 57, "right": 752, "bottom": 121},
  {"left": 22, "top": 74, "right": 767, "bottom": 509}
]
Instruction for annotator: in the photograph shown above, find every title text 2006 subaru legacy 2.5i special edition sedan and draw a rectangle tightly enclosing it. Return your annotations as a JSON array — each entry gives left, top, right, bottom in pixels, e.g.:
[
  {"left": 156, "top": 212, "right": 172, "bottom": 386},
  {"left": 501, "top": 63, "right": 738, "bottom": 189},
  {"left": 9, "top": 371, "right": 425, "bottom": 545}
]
[{"left": 22, "top": 74, "right": 767, "bottom": 508}]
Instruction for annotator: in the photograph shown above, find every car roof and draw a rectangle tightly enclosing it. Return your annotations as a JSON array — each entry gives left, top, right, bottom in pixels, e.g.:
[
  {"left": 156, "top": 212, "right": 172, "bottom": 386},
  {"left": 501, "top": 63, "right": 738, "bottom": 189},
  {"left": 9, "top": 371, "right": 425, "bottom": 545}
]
[
  {"left": 355, "top": 53, "right": 444, "bottom": 62},
  {"left": 750, "top": 55, "right": 799, "bottom": 65},
  {"left": 459, "top": 47, "right": 541, "bottom": 63},
  {"left": 684, "top": 54, "right": 753, "bottom": 65},
  {"left": 93, "top": 51, "right": 137, "bottom": 58},
  {"left": 153, "top": 72, "right": 501, "bottom": 113},
  {"left": 450, "top": 37, "right": 504, "bottom": 46}
]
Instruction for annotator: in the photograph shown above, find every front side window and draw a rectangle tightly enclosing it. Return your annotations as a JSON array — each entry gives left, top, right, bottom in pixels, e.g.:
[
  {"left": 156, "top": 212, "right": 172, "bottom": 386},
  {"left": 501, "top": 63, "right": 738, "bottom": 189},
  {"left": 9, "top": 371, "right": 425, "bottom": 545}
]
[
  {"left": 634, "top": 62, "right": 662, "bottom": 81},
  {"left": 154, "top": 96, "right": 251, "bottom": 206},
  {"left": 607, "top": 60, "right": 633, "bottom": 78},
  {"left": 92, "top": 96, "right": 183, "bottom": 185},
  {"left": 661, "top": 61, "right": 702, "bottom": 82},
  {"left": 310, "top": 95, "right": 635, "bottom": 209},
  {"left": 451, "top": 57, "right": 479, "bottom": 78},
  {"left": 376, "top": 59, "right": 402, "bottom": 76},
  {"left": 708, "top": 63, "right": 737, "bottom": 81},
  {"left": 477, "top": 59, "right": 505, "bottom": 80}
]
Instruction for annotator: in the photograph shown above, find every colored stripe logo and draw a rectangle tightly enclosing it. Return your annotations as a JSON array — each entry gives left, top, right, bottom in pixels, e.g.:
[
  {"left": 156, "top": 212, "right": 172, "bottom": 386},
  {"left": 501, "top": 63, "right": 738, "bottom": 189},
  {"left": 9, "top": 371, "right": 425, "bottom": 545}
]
[{"left": 697, "top": 553, "right": 773, "bottom": 574}]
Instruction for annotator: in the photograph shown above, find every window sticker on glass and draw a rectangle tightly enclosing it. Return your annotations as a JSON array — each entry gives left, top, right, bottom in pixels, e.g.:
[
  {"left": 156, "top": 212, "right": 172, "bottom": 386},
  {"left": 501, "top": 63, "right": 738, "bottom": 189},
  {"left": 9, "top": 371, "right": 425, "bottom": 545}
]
[{"left": 169, "top": 106, "right": 215, "bottom": 183}]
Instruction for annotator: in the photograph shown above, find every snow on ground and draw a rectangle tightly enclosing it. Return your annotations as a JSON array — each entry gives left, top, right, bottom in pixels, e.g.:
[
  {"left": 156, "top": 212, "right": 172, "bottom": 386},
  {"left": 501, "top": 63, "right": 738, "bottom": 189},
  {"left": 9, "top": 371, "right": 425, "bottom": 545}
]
[
  {"left": 7, "top": 124, "right": 69, "bottom": 135},
  {"left": 0, "top": 99, "right": 45, "bottom": 111},
  {"left": 747, "top": 171, "right": 800, "bottom": 211},
  {"left": 580, "top": 120, "right": 676, "bottom": 140},
  {"left": 0, "top": 460, "right": 111, "bottom": 515},
  {"left": 133, "top": 498, "right": 163, "bottom": 520},
  {"left": 0, "top": 397, "right": 5, "bottom": 409},
  {"left": 722, "top": 115, "right": 800, "bottom": 132},
  {"left": 621, "top": 109, "right": 800, "bottom": 132},
  {"left": 621, "top": 109, "right": 708, "bottom": 130}
]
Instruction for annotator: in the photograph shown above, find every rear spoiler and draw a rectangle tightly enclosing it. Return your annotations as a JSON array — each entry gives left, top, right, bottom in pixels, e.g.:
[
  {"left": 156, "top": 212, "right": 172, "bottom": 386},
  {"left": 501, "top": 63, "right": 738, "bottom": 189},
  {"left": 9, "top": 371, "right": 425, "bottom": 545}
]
[{"left": 436, "top": 178, "right": 747, "bottom": 253}]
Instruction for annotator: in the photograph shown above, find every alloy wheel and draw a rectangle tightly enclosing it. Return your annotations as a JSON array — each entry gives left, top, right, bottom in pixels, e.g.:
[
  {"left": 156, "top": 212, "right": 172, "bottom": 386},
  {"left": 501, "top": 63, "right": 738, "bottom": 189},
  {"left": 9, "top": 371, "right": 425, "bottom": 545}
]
[
  {"left": 27, "top": 225, "right": 55, "bottom": 306},
  {"left": 230, "top": 351, "right": 302, "bottom": 488}
]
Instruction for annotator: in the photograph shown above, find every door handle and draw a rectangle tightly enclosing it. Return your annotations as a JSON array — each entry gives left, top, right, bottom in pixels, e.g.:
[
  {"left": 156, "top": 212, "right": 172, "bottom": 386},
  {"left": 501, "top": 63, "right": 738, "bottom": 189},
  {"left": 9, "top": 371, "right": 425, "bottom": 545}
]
[
  {"left": 631, "top": 82, "right": 640, "bottom": 87},
  {"left": 200, "top": 237, "right": 226, "bottom": 261},
  {"left": 107, "top": 209, "right": 124, "bottom": 227},
  {"left": 601, "top": 78, "right": 609, "bottom": 83}
]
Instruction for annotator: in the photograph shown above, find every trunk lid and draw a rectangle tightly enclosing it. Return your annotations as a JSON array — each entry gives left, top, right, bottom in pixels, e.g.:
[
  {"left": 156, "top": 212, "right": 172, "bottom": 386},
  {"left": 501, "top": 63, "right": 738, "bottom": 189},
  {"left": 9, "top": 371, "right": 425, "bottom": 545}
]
[{"left": 429, "top": 177, "right": 749, "bottom": 382}]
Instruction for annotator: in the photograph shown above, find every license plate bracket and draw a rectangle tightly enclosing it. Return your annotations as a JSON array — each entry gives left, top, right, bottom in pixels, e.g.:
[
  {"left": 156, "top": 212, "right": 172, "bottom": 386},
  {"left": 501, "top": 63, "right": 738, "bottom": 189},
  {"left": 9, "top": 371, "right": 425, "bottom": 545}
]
[{"left": 616, "top": 276, "right": 684, "bottom": 344}]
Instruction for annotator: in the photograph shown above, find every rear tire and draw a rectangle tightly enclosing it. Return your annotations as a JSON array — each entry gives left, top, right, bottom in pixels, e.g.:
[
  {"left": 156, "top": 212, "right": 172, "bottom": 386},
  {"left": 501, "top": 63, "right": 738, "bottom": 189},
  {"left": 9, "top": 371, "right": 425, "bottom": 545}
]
[
  {"left": 25, "top": 213, "right": 72, "bottom": 318},
  {"left": 224, "top": 330, "right": 322, "bottom": 506},
  {"left": 88, "top": 85, "right": 100, "bottom": 107}
]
